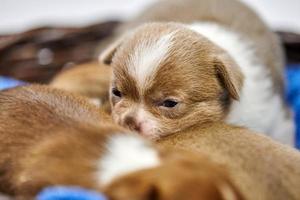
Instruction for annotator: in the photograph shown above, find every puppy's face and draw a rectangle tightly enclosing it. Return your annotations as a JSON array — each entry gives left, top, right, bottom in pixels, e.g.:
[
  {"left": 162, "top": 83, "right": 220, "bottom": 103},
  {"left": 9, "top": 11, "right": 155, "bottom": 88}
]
[{"left": 101, "top": 23, "right": 243, "bottom": 139}]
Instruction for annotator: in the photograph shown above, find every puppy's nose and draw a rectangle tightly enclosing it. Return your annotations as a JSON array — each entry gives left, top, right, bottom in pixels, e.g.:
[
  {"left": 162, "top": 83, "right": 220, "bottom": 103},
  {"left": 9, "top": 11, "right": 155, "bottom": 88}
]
[{"left": 124, "top": 115, "right": 141, "bottom": 132}]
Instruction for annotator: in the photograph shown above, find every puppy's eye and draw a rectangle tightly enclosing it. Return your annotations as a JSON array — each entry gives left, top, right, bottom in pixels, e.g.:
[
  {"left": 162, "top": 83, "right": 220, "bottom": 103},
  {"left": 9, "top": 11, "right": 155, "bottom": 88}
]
[
  {"left": 160, "top": 99, "right": 178, "bottom": 108},
  {"left": 112, "top": 88, "right": 122, "bottom": 98}
]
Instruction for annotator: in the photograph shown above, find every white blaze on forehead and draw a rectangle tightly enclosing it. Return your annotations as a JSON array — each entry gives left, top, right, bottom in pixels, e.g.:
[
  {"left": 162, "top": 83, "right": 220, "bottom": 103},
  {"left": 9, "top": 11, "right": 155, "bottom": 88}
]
[
  {"left": 128, "top": 32, "right": 175, "bottom": 89},
  {"left": 97, "top": 134, "right": 160, "bottom": 185}
]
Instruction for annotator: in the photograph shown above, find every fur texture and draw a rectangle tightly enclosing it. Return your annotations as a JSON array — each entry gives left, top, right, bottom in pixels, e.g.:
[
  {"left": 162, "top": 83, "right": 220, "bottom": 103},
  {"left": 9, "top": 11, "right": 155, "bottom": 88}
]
[
  {"left": 0, "top": 85, "right": 242, "bottom": 200},
  {"left": 98, "top": 134, "right": 160, "bottom": 185},
  {"left": 50, "top": 62, "right": 111, "bottom": 113},
  {"left": 0, "top": 85, "right": 115, "bottom": 196},
  {"left": 158, "top": 123, "right": 300, "bottom": 200},
  {"left": 102, "top": 22, "right": 243, "bottom": 139},
  {"left": 104, "top": 149, "right": 244, "bottom": 200},
  {"left": 188, "top": 22, "right": 294, "bottom": 144}
]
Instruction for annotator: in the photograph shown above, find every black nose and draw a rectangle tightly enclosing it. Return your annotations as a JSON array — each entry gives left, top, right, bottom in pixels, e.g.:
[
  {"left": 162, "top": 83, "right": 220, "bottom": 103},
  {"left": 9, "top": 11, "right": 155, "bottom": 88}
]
[{"left": 124, "top": 115, "right": 141, "bottom": 132}]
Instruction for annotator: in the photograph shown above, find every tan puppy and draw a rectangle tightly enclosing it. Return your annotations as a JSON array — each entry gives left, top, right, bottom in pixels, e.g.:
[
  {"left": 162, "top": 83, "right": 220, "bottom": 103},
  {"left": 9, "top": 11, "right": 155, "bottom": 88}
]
[
  {"left": 100, "top": 0, "right": 294, "bottom": 145},
  {"left": 0, "top": 85, "right": 111, "bottom": 196},
  {"left": 0, "top": 85, "right": 242, "bottom": 200},
  {"left": 158, "top": 123, "right": 300, "bottom": 200},
  {"left": 105, "top": 149, "right": 244, "bottom": 200},
  {"left": 50, "top": 62, "right": 111, "bottom": 112}
]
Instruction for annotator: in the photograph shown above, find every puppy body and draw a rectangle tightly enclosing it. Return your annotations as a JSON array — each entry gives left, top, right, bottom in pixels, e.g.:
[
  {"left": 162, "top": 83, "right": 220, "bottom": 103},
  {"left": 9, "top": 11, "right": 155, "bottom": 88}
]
[
  {"left": 0, "top": 85, "right": 241, "bottom": 200},
  {"left": 0, "top": 85, "right": 158, "bottom": 196},
  {"left": 105, "top": 148, "right": 244, "bottom": 200},
  {"left": 158, "top": 123, "right": 300, "bottom": 200},
  {"left": 101, "top": 0, "right": 294, "bottom": 145},
  {"left": 0, "top": 85, "right": 114, "bottom": 195},
  {"left": 50, "top": 62, "right": 111, "bottom": 112}
]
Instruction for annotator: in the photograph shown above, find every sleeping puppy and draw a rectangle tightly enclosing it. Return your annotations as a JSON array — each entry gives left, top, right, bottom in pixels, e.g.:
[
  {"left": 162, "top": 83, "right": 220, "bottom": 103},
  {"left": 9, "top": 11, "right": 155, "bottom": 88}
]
[
  {"left": 0, "top": 85, "right": 242, "bottom": 200},
  {"left": 104, "top": 148, "right": 244, "bottom": 200},
  {"left": 100, "top": 0, "right": 294, "bottom": 145},
  {"left": 158, "top": 123, "right": 300, "bottom": 200},
  {"left": 50, "top": 62, "right": 111, "bottom": 112},
  {"left": 0, "top": 85, "right": 111, "bottom": 196}
]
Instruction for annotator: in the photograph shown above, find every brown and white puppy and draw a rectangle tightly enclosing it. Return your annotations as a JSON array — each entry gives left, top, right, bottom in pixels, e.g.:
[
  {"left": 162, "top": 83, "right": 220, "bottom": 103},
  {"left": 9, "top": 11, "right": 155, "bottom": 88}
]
[
  {"left": 105, "top": 149, "right": 244, "bottom": 200},
  {"left": 158, "top": 123, "right": 300, "bottom": 200},
  {"left": 0, "top": 85, "right": 112, "bottom": 196},
  {"left": 0, "top": 85, "right": 241, "bottom": 200},
  {"left": 100, "top": 0, "right": 294, "bottom": 145},
  {"left": 50, "top": 62, "right": 111, "bottom": 112}
]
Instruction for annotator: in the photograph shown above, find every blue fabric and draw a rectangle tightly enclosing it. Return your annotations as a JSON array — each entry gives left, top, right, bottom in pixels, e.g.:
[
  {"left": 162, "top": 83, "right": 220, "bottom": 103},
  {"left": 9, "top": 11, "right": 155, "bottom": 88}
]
[
  {"left": 37, "top": 186, "right": 107, "bottom": 200},
  {"left": 285, "top": 64, "right": 300, "bottom": 149},
  {"left": 0, "top": 76, "right": 25, "bottom": 90}
]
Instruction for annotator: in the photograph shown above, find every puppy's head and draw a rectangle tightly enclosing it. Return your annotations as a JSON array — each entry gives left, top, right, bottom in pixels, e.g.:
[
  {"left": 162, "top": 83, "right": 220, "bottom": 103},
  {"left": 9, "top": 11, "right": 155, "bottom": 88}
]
[
  {"left": 100, "top": 23, "right": 243, "bottom": 139},
  {"left": 104, "top": 149, "right": 244, "bottom": 200}
]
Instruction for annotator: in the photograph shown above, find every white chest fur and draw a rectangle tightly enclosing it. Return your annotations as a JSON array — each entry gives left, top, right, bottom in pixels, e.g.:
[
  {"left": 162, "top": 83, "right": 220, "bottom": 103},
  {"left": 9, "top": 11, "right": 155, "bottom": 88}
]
[
  {"left": 188, "top": 23, "right": 294, "bottom": 145},
  {"left": 97, "top": 134, "right": 160, "bottom": 185}
]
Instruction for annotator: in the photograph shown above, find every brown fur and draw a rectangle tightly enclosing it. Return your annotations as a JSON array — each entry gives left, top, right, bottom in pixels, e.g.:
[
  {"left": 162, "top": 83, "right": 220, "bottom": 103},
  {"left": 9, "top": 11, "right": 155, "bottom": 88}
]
[
  {"left": 0, "top": 85, "right": 117, "bottom": 196},
  {"left": 50, "top": 62, "right": 112, "bottom": 113},
  {"left": 103, "top": 22, "right": 244, "bottom": 139},
  {"left": 98, "top": 0, "right": 294, "bottom": 142},
  {"left": 0, "top": 85, "right": 243, "bottom": 200},
  {"left": 158, "top": 123, "right": 300, "bottom": 200},
  {"left": 105, "top": 149, "right": 244, "bottom": 200},
  {"left": 101, "top": 0, "right": 284, "bottom": 95}
]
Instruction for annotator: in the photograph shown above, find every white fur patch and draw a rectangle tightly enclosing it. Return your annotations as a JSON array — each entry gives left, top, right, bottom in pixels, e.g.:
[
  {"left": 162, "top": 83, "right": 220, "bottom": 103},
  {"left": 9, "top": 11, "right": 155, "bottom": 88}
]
[
  {"left": 218, "top": 182, "right": 238, "bottom": 200},
  {"left": 89, "top": 98, "right": 102, "bottom": 107},
  {"left": 128, "top": 32, "right": 175, "bottom": 90},
  {"left": 188, "top": 23, "right": 294, "bottom": 145},
  {"left": 97, "top": 134, "right": 160, "bottom": 185}
]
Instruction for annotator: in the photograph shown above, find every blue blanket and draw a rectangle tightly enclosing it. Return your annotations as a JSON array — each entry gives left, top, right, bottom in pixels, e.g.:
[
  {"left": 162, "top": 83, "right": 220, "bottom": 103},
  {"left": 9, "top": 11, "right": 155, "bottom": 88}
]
[
  {"left": 0, "top": 76, "right": 25, "bottom": 90},
  {"left": 37, "top": 187, "right": 107, "bottom": 200},
  {"left": 285, "top": 65, "right": 300, "bottom": 149}
]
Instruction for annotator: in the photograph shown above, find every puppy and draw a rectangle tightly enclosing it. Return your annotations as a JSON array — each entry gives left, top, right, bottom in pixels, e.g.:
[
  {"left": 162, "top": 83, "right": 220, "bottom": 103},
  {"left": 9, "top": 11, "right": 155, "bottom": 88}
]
[
  {"left": 0, "top": 85, "right": 111, "bottom": 195},
  {"left": 0, "top": 85, "right": 242, "bottom": 200},
  {"left": 105, "top": 148, "right": 244, "bottom": 200},
  {"left": 50, "top": 62, "right": 111, "bottom": 112},
  {"left": 158, "top": 123, "right": 300, "bottom": 200},
  {"left": 100, "top": 0, "right": 294, "bottom": 144}
]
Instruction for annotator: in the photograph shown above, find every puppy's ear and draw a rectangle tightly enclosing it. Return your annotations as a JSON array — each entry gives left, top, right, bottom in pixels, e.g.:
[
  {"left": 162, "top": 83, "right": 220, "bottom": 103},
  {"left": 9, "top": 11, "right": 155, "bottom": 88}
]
[
  {"left": 99, "top": 36, "right": 125, "bottom": 65},
  {"left": 214, "top": 53, "right": 244, "bottom": 100}
]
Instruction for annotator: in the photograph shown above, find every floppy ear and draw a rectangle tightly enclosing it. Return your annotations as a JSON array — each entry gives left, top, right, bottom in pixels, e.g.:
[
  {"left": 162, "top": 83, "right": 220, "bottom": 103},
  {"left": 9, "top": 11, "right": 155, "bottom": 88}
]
[
  {"left": 214, "top": 53, "right": 244, "bottom": 100},
  {"left": 99, "top": 36, "right": 125, "bottom": 65}
]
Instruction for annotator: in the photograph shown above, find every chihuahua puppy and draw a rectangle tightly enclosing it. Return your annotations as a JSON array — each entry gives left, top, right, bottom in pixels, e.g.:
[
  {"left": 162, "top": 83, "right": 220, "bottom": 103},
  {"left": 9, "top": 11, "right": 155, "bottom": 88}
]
[
  {"left": 158, "top": 122, "right": 300, "bottom": 200},
  {"left": 105, "top": 148, "right": 244, "bottom": 200},
  {"left": 0, "top": 85, "right": 111, "bottom": 195},
  {"left": 100, "top": 0, "right": 294, "bottom": 144},
  {"left": 50, "top": 62, "right": 111, "bottom": 112},
  {"left": 0, "top": 85, "right": 242, "bottom": 200}
]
